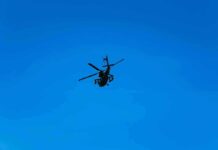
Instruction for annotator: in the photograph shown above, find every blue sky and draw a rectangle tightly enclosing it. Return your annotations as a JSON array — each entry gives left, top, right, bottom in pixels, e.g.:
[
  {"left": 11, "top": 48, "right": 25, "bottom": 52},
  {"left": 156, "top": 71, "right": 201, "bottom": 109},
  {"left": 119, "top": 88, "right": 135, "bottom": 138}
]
[{"left": 1, "top": 0, "right": 218, "bottom": 149}]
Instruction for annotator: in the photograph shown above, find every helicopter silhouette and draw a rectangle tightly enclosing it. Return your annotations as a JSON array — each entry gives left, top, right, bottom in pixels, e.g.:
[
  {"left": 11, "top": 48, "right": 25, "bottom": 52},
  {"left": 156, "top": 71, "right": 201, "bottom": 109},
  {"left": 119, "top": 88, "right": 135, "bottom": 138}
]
[{"left": 78, "top": 56, "right": 124, "bottom": 87}]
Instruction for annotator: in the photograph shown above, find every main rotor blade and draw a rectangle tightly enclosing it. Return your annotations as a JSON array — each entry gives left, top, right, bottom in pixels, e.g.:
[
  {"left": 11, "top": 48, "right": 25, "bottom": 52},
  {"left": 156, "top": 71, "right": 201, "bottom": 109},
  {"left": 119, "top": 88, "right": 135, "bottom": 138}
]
[
  {"left": 78, "top": 73, "right": 98, "bottom": 81},
  {"left": 88, "top": 63, "right": 101, "bottom": 71},
  {"left": 102, "top": 58, "right": 125, "bottom": 67},
  {"left": 112, "top": 58, "right": 125, "bottom": 66}
]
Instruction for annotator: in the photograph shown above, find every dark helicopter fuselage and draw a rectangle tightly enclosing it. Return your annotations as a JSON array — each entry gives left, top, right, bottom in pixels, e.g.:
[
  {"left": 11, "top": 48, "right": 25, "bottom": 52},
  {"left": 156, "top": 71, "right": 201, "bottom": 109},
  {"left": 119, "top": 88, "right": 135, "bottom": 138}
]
[{"left": 97, "top": 66, "right": 110, "bottom": 87}]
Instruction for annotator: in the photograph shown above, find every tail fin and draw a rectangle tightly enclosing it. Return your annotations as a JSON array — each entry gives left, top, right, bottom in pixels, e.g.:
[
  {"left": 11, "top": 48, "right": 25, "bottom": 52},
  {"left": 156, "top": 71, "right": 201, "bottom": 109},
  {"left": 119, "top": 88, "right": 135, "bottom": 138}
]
[{"left": 103, "top": 55, "right": 109, "bottom": 66}]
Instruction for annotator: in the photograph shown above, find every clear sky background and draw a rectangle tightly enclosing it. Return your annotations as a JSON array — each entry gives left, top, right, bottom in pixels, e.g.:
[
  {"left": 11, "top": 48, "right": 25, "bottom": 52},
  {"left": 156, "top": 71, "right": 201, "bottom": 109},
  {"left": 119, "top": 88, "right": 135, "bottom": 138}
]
[{"left": 1, "top": 0, "right": 218, "bottom": 149}]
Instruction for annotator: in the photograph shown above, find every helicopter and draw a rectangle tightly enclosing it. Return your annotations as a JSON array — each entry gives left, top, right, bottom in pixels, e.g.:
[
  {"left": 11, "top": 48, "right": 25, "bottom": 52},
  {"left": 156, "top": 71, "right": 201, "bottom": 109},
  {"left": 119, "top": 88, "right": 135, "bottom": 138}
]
[{"left": 78, "top": 56, "right": 124, "bottom": 87}]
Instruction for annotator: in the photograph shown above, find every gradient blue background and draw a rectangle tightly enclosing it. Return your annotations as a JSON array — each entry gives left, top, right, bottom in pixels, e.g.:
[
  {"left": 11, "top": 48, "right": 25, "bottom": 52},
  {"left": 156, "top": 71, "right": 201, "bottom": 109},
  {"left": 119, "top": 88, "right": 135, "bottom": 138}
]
[{"left": 1, "top": 0, "right": 218, "bottom": 149}]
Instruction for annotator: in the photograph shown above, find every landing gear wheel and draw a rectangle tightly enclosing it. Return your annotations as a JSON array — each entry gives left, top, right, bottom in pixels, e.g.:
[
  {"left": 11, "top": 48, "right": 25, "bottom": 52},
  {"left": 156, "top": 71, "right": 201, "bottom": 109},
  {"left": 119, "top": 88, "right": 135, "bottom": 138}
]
[{"left": 108, "top": 75, "right": 114, "bottom": 82}]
